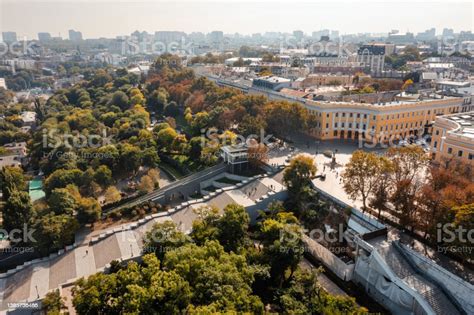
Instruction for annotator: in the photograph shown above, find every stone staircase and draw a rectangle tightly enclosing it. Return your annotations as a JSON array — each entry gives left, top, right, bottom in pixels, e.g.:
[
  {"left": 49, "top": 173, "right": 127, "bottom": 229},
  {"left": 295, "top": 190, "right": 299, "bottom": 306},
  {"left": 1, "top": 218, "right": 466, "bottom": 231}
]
[{"left": 378, "top": 244, "right": 461, "bottom": 315}]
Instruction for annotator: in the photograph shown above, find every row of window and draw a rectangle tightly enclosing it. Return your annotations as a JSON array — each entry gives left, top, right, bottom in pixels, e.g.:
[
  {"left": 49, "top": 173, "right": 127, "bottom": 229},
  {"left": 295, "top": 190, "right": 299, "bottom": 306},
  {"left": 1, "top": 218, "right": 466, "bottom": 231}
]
[
  {"left": 318, "top": 106, "right": 459, "bottom": 121},
  {"left": 446, "top": 147, "right": 474, "bottom": 160}
]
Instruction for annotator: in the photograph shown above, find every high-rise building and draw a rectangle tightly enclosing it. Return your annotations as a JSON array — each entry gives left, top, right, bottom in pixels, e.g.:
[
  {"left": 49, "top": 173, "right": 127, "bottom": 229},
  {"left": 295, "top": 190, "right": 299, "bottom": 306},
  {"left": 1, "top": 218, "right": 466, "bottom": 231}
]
[
  {"left": 416, "top": 28, "right": 436, "bottom": 41},
  {"left": 38, "top": 32, "right": 52, "bottom": 41},
  {"left": 208, "top": 31, "right": 224, "bottom": 43},
  {"left": 293, "top": 30, "right": 304, "bottom": 41},
  {"left": 442, "top": 28, "right": 454, "bottom": 38},
  {"left": 154, "top": 31, "right": 186, "bottom": 43},
  {"left": 68, "top": 29, "right": 83, "bottom": 41},
  {"left": 2, "top": 32, "right": 17, "bottom": 43}
]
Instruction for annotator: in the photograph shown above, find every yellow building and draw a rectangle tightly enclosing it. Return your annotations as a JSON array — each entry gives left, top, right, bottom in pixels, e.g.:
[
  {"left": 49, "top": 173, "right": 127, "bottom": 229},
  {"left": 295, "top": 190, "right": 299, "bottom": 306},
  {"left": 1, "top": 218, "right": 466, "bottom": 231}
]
[
  {"left": 302, "top": 93, "right": 473, "bottom": 143},
  {"left": 248, "top": 86, "right": 473, "bottom": 144},
  {"left": 431, "top": 112, "right": 474, "bottom": 165}
]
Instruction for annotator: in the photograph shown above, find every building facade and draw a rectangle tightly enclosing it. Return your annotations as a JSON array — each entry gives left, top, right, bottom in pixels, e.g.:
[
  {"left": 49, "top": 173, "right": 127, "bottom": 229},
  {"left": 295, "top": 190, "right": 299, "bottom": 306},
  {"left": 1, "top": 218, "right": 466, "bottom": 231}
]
[
  {"left": 303, "top": 95, "right": 472, "bottom": 142},
  {"left": 357, "top": 45, "right": 385, "bottom": 75},
  {"left": 431, "top": 112, "right": 474, "bottom": 164}
]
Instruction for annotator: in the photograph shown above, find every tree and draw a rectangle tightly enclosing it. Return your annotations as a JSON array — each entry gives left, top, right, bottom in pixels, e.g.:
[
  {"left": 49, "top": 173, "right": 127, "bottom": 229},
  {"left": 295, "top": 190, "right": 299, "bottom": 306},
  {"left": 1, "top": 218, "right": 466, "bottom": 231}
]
[
  {"left": 118, "top": 144, "right": 142, "bottom": 174},
  {"left": 156, "top": 127, "right": 178, "bottom": 150},
  {"left": 342, "top": 150, "right": 386, "bottom": 211},
  {"left": 77, "top": 197, "right": 102, "bottom": 224},
  {"left": 259, "top": 212, "right": 304, "bottom": 287},
  {"left": 188, "top": 137, "right": 205, "bottom": 160},
  {"left": 72, "top": 254, "right": 192, "bottom": 315},
  {"left": 247, "top": 140, "right": 269, "bottom": 169},
  {"left": 190, "top": 205, "right": 220, "bottom": 245},
  {"left": 163, "top": 241, "right": 264, "bottom": 313},
  {"left": 104, "top": 186, "right": 122, "bottom": 204},
  {"left": 143, "top": 220, "right": 189, "bottom": 261},
  {"left": 3, "top": 189, "right": 33, "bottom": 233},
  {"left": 164, "top": 101, "right": 180, "bottom": 117},
  {"left": 138, "top": 175, "right": 154, "bottom": 194},
  {"left": 48, "top": 188, "right": 78, "bottom": 215},
  {"left": 0, "top": 166, "right": 27, "bottom": 200},
  {"left": 94, "top": 165, "right": 113, "bottom": 187},
  {"left": 42, "top": 289, "right": 65, "bottom": 315},
  {"left": 109, "top": 91, "right": 130, "bottom": 110},
  {"left": 387, "top": 146, "right": 429, "bottom": 230},
  {"left": 33, "top": 214, "right": 79, "bottom": 253},
  {"left": 279, "top": 269, "right": 366, "bottom": 314},
  {"left": 283, "top": 154, "right": 317, "bottom": 198},
  {"left": 44, "top": 168, "right": 83, "bottom": 196},
  {"left": 147, "top": 168, "right": 160, "bottom": 188},
  {"left": 369, "top": 156, "right": 394, "bottom": 217},
  {"left": 217, "top": 204, "right": 250, "bottom": 252}
]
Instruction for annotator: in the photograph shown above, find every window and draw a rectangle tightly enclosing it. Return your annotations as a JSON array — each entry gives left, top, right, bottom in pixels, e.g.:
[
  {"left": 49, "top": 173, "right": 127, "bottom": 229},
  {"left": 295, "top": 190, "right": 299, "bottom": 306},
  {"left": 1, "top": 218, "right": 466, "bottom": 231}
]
[
  {"left": 435, "top": 130, "right": 439, "bottom": 135},
  {"left": 448, "top": 147, "right": 453, "bottom": 154},
  {"left": 350, "top": 113, "right": 353, "bottom": 118},
  {"left": 335, "top": 113, "right": 339, "bottom": 117},
  {"left": 433, "top": 141, "right": 437, "bottom": 148},
  {"left": 335, "top": 122, "right": 338, "bottom": 128},
  {"left": 349, "top": 123, "right": 352, "bottom": 128},
  {"left": 364, "top": 114, "right": 368, "bottom": 119},
  {"left": 326, "top": 123, "right": 329, "bottom": 128},
  {"left": 326, "top": 113, "right": 329, "bottom": 118},
  {"left": 458, "top": 150, "right": 463, "bottom": 157},
  {"left": 357, "top": 113, "right": 360, "bottom": 118},
  {"left": 356, "top": 123, "right": 359, "bottom": 129},
  {"left": 342, "top": 113, "right": 346, "bottom": 117},
  {"left": 341, "top": 123, "right": 345, "bottom": 128},
  {"left": 469, "top": 153, "right": 473, "bottom": 160},
  {"left": 334, "top": 130, "right": 338, "bottom": 136}
]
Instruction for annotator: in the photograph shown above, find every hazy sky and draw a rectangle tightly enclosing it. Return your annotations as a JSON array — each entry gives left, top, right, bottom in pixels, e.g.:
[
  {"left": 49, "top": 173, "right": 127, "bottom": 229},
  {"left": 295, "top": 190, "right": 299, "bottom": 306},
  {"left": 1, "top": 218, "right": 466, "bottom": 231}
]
[{"left": 1, "top": 0, "right": 473, "bottom": 40}]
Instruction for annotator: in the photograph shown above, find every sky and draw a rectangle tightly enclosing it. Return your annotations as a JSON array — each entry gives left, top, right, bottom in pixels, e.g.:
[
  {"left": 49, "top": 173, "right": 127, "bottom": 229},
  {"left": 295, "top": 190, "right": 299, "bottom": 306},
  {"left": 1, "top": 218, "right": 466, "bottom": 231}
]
[{"left": 0, "top": 0, "right": 473, "bottom": 40}]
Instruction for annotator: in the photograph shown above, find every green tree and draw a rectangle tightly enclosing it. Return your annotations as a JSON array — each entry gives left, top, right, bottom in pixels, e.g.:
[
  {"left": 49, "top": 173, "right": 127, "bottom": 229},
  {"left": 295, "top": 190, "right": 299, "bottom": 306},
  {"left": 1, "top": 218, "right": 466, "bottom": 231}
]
[
  {"left": 72, "top": 254, "right": 192, "bottom": 315},
  {"left": 283, "top": 154, "right": 317, "bottom": 199},
  {"left": 217, "top": 204, "right": 250, "bottom": 252},
  {"left": 42, "top": 289, "right": 65, "bottom": 315},
  {"left": 190, "top": 205, "right": 220, "bottom": 245},
  {"left": 109, "top": 91, "right": 130, "bottom": 110},
  {"left": 259, "top": 212, "right": 304, "bottom": 287},
  {"left": 77, "top": 197, "right": 102, "bottom": 224},
  {"left": 143, "top": 220, "right": 189, "bottom": 261},
  {"left": 0, "top": 166, "right": 27, "bottom": 200},
  {"left": 156, "top": 127, "right": 178, "bottom": 150},
  {"left": 48, "top": 188, "right": 78, "bottom": 215},
  {"left": 2, "top": 189, "right": 33, "bottom": 233},
  {"left": 164, "top": 241, "right": 264, "bottom": 313},
  {"left": 94, "top": 165, "right": 113, "bottom": 187},
  {"left": 33, "top": 214, "right": 79, "bottom": 253}
]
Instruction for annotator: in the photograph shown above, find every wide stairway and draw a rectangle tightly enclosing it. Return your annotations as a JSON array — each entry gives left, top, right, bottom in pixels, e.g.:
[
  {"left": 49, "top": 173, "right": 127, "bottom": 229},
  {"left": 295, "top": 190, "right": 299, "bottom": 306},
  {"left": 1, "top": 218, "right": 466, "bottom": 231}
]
[{"left": 378, "top": 244, "right": 462, "bottom": 315}]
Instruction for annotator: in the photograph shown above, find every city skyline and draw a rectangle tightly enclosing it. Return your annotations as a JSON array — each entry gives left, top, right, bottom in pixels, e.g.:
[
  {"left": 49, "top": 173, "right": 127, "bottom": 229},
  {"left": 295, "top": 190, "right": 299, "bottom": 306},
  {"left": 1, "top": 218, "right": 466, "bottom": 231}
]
[{"left": 1, "top": 0, "right": 473, "bottom": 40}]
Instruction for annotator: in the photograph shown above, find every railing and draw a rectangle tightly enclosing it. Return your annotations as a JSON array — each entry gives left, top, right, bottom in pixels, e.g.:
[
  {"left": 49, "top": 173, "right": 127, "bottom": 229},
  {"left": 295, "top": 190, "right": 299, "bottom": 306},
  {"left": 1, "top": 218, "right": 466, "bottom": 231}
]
[{"left": 393, "top": 241, "right": 471, "bottom": 315}]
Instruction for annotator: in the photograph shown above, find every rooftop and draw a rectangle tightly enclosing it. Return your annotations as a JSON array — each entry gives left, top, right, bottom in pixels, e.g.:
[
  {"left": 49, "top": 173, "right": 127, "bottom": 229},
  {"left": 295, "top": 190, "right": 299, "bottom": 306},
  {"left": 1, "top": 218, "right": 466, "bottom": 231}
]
[{"left": 445, "top": 112, "right": 474, "bottom": 139}]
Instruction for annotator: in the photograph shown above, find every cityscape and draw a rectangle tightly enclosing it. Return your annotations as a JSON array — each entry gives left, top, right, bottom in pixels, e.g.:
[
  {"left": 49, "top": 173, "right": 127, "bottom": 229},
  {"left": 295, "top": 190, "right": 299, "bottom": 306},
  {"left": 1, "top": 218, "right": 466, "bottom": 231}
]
[{"left": 0, "top": 1, "right": 473, "bottom": 314}]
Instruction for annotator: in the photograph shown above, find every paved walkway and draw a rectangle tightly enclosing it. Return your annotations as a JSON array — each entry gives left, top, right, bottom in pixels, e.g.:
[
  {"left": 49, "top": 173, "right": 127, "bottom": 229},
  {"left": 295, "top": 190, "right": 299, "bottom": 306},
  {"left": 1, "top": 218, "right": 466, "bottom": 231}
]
[{"left": 0, "top": 171, "right": 286, "bottom": 313}]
